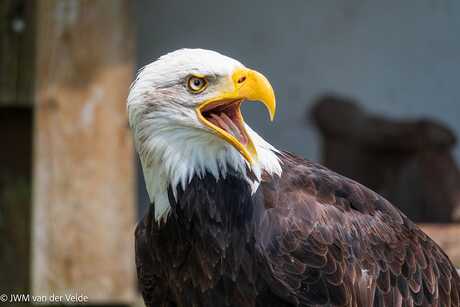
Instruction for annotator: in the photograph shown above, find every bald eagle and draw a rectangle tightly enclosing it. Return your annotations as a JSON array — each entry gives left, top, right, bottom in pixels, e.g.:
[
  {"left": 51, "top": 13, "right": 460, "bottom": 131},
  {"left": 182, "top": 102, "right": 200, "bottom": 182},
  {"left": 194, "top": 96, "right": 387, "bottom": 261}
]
[{"left": 128, "top": 49, "right": 460, "bottom": 307}]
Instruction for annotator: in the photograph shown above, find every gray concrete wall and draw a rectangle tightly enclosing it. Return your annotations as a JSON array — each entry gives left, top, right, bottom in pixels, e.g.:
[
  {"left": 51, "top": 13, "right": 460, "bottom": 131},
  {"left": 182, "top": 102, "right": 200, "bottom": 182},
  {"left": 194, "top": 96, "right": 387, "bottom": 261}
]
[{"left": 134, "top": 0, "right": 460, "bottom": 208}]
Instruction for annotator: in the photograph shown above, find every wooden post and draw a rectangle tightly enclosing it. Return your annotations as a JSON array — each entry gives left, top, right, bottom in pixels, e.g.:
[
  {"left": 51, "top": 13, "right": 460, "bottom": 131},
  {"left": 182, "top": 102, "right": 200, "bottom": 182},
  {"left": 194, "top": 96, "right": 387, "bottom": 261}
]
[{"left": 32, "top": 0, "right": 136, "bottom": 304}]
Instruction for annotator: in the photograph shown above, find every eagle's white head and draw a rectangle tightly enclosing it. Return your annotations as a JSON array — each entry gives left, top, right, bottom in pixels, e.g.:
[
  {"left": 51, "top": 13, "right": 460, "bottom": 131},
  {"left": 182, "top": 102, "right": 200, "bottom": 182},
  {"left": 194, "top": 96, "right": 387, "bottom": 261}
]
[{"left": 128, "top": 49, "right": 282, "bottom": 223}]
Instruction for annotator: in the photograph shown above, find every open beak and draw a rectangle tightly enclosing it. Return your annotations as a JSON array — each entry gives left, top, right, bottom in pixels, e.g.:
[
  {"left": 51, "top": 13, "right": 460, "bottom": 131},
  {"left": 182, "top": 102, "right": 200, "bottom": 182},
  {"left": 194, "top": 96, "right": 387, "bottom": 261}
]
[{"left": 196, "top": 67, "right": 276, "bottom": 164}]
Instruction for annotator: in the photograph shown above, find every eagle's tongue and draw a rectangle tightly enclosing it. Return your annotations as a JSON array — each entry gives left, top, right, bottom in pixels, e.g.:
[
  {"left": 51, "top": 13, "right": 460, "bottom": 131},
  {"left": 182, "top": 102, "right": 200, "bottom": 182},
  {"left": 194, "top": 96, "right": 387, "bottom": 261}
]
[{"left": 209, "top": 113, "right": 246, "bottom": 144}]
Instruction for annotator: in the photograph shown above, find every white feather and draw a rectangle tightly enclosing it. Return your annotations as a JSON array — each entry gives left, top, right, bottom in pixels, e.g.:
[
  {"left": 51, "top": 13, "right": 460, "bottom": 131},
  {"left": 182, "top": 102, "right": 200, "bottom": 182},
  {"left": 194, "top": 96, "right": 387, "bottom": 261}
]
[{"left": 128, "top": 49, "right": 282, "bottom": 223}]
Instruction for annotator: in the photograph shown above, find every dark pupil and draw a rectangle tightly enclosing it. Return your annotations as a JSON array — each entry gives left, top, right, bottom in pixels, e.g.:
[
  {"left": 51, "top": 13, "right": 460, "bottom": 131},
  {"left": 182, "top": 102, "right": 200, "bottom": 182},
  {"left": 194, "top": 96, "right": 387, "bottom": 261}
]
[{"left": 193, "top": 79, "right": 201, "bottom": 87}]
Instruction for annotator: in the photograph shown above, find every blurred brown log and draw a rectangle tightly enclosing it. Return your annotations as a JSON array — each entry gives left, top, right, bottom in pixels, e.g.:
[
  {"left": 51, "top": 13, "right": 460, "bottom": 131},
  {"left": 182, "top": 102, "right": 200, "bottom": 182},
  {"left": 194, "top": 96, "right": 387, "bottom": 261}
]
[
  {"left": 420, "top": 224, "right": 460, "bottom": 267},
  {"left": 32, "top": 0, "right": 136, "bottom": 304}
]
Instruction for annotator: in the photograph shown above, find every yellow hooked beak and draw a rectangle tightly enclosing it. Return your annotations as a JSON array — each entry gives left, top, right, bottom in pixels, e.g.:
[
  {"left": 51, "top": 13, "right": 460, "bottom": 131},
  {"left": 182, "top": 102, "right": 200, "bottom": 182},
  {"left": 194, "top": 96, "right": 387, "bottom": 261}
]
[{"left": 196, "top": 67, "right": 276, "bottom": 164}]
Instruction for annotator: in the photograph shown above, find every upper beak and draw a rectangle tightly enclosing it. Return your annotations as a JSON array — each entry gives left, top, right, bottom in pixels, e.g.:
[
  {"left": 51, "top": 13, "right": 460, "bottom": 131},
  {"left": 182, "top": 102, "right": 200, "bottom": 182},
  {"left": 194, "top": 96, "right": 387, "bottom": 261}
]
[
  {"left": 196, "top": 67, "right": 276, "bottom": 164},
  {"left": 230, "top": 67, "right": 276, "bottom": 121}
]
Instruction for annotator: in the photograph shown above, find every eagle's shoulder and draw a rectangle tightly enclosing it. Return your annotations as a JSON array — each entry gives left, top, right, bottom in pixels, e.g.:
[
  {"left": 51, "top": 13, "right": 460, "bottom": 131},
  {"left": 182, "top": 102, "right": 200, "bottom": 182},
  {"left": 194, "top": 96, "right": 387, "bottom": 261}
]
[
  {"left": 261, "top": 151, "right": 407, "bottom": 228},
  {"left": 257, "top": 151, "right": 460, "bottom": 306}
]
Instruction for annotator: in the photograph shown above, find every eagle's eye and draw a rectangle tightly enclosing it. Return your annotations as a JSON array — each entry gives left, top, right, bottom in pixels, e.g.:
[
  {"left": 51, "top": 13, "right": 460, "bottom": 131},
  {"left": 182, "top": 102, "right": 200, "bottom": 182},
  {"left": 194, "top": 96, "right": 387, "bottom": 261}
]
[{"left": 187, "top": 76, "right": 208, "bottom": 93}]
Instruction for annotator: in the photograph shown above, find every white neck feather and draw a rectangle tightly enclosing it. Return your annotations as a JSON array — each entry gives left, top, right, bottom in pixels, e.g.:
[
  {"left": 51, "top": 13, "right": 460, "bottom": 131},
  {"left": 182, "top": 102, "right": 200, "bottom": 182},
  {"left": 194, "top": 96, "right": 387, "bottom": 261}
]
[{"left": 136, "top": 123, "right": 282, "bottom": 223}]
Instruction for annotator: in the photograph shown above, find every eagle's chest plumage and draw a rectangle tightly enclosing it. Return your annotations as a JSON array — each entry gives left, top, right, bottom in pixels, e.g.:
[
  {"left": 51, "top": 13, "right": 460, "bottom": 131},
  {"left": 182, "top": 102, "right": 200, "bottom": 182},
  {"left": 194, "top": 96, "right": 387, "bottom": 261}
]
[
  {"left": 142, "top": 171, "right": 287, "bottom": 307},
  {"left": 136, "top": 155, "right": 460, "bottom": 307}
]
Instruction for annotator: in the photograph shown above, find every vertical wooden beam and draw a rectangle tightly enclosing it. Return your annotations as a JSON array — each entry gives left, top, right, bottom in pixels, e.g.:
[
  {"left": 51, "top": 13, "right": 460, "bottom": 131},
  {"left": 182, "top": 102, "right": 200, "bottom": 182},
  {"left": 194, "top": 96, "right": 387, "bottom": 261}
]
[{"left": 32, "top": 0, "right": 136, "bottom": 304}]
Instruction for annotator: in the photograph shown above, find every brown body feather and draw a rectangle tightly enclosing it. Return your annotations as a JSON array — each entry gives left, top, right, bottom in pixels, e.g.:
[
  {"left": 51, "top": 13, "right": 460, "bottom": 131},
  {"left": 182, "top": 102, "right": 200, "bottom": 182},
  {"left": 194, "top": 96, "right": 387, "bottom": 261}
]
[{"left": 135, "top": 152, "right": 460, "bottom": 307}]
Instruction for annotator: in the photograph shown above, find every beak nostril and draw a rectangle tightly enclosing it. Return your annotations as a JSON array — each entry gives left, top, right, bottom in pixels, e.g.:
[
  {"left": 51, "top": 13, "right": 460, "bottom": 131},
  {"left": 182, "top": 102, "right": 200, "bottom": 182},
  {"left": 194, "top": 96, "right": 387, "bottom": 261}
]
[{"left": 237, "top": 76, "right": 247, "bottom": 84}]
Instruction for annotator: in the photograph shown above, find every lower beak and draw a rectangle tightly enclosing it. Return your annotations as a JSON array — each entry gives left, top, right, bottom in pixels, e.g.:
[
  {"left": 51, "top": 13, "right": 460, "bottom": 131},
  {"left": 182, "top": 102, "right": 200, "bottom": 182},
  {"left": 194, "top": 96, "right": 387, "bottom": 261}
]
[{"left": 196, "top": 67, "right": 276, "bottom": 164}]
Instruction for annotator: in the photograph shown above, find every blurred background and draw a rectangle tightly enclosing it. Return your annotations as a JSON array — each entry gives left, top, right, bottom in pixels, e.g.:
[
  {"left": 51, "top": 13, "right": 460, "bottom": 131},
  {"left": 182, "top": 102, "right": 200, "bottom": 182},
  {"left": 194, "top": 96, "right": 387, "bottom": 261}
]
[{"left": 1, "top": 0, "right": 459, "bottom": 306}]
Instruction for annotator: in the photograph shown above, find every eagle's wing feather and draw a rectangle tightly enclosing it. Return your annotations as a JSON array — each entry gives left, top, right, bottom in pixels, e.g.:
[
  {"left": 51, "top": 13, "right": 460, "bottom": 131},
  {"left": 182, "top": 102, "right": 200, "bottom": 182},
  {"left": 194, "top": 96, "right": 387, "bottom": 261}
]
[
  {"left": 135, "top": 211, "right": 176, "bottom": 307},
  {"left": 259, "top": 152, "right": 460, "bottom": 306}
]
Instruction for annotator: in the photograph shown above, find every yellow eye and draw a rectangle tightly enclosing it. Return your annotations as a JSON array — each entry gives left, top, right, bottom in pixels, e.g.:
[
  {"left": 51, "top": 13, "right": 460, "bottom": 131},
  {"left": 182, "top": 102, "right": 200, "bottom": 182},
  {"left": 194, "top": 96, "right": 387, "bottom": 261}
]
[{"left": 187, "top": 76, "right": 207, "bottom": 93}]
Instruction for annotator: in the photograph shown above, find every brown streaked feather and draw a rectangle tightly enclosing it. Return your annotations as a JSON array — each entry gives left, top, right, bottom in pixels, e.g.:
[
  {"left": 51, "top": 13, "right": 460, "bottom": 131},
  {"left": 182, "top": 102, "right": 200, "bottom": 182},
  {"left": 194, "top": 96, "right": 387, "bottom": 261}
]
[
  {"left": 135, "top": 151, "right": 460, "bottom": 307},
  {"left": 256, "top": 152, "right": 460, "bottom": 306}
]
